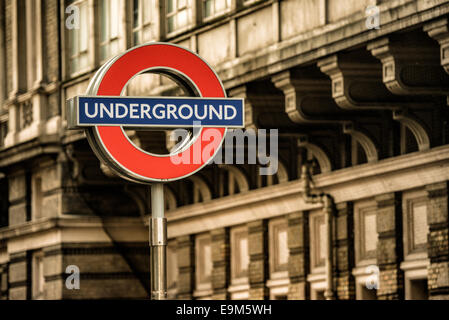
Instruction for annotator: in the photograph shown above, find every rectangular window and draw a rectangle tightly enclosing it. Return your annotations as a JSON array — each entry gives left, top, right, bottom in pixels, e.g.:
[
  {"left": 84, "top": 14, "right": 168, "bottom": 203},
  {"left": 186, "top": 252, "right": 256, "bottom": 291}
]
[
  {"left": 310, "top": 212, "right": 326, "bottom": 270},
  {"left": 195, "top": 233, "right": 212, "bottom": 295},
  {"left": 407, "top": 279, "right": 429, "bottom": 300},
  {"left": 166, "top": 0, "right": 192, "bottom": 34},
  {"left": 203, "top": 0, "right": 231, "bottom": 20},
  {"left": 99, "top": 0, "right": 121, "bottom": 62},
  {"left": 25, "top": 0, "right": 38, "bottom": 88},
  {"left": 269, "top": 218, "right": 288, "bottom": 276},
  {"left": 32, "top": 251, "right": 44, "bottom": 300},
  {"left": 354, "top": 201, "right": 378, "bottom": 265},
  {"left": 133, "top": 0, "right": 152, "bottom": 45},
  {"left": 231, "top": 227, "right": 249, "bottom": 281},
  {"left": 32, "top": 175, "right": 43, "bottom": 220},
  {"left": 0, "top": 119, "right": 7, "bottom": 148},
  {"left": 403, "top": 190, "right": 429, "bottom": 258},
  {"left": 67, "top": 0, "right": 89, "bottom": 74},
  {"left": 357, "top": 282, "right": 378, "bottom": 300}
]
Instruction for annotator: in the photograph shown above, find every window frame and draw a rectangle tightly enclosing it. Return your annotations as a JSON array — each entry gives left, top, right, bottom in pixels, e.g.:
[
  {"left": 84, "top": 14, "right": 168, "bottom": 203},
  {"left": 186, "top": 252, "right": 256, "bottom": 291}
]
[
  {"left": 98, "top": 0, "right": 122, "bottom": 63},
  {"left": 165, "top": 0, "right": 193, "bottom": 36},
  {"left": 194, "top": 233, "right": 212, "bottom": 297},
  {"left": 32, "top": 250, "right": 45, "bottom": 300},
  {"left": 230, "top": 226, "right": 249, "bottom": 283},
  {"left": 132, "top": 0, "right": 153, "bottom": 45},
  {"left": 65, "top": 0, "right": 91, "bottom": 77},
  {"left": 269, "top": 217, "right": 289, "bottom": 277},
  {"left": 402, "top": 189, "right": 429, "bottom": 259},
  {"left": 202, "top": 0, "right": 232, "bottom": 22},
  {"left": 354, "top": 200, "right": 378, "bottom": 266},
  {"left": 309, "top": 211, "right": 326, "bottom": 272}
]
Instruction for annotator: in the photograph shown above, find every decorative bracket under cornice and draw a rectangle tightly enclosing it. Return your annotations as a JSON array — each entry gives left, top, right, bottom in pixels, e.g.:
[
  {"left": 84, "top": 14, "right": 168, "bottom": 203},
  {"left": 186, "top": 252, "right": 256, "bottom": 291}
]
[
  {"left": 368, "top": 36, "right": 449, "bottom": 95},
  {"left": 228, "top": 83, "right": 293, "bottom": 130},
  {"left": 271, "top": 70, "right": 342, "bottom": 124},
  {"left": 317, "top": 54, "right": 420, "bottom": 110},
  {"left": 425, "top": 18, "right": 449, "bottom": 76}
]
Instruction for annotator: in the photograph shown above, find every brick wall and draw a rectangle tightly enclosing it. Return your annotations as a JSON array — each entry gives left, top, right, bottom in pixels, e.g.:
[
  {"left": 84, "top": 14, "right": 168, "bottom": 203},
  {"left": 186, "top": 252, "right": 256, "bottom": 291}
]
[
  {"left": 0, "top": 263, "right": 8, "bottom": 299},
  {"left": 211, "top": 228, "right": 230, "bottom": 299},
  {"left": 8, "top": 171, "right": 29, "bottom": 226},
  {"left": 4, "top": 0, "right": 12, "bottom": 96},
  {"left": 335, "top": 202, "right": 355, "bottom": 300},
  {"left": 426, "top": 182, "right": 449, "bottom": 299},
  {"left": 375, "top": 193, "right": 404, "bottom": 299},
  {"left": 287, "top": 211, "right": 309, "bottom": 300},
  {"left": 44, "top": 243, "right": 149, "bottom": 299},
  {"left": 176, "top": 235, "right": 195, "bottom": 299},
  {"left": 8, "top": 251, "right": 29, "bottom": 300},
  {"left": 247, "top": 220, "right": 269, "bottom": 300}
]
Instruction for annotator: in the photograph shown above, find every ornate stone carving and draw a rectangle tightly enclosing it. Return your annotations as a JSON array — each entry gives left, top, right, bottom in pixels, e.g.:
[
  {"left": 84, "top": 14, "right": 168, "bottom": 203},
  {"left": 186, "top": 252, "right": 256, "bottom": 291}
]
[{"left": 369, "top": 36, "right": 449, "bottom": 95}]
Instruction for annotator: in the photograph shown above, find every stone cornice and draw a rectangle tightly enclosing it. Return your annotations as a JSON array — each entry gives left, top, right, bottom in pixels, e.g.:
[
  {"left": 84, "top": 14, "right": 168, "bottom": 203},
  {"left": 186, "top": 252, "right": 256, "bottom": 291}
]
[
  {"left": 165, "top": 145, "right": 449, "bottom": 238},
  {"left": 218, "top": 1, "right": 449, "bottom": 89},
  {"left": 0, "top": 215, "right": 146, "bottom": 241}
]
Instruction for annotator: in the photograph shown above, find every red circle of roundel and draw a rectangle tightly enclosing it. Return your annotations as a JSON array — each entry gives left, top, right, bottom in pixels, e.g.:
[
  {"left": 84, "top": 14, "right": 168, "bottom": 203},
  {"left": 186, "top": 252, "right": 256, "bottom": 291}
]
[{"left": 95, "top": 44, "right": 226, "bottom": 181}]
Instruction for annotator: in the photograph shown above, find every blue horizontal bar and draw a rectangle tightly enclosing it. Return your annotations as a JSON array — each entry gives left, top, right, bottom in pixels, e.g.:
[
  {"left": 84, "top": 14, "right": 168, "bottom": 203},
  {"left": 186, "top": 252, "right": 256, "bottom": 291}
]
[{"left": 74, "top": 96, "right": 244, "bottom": 128}]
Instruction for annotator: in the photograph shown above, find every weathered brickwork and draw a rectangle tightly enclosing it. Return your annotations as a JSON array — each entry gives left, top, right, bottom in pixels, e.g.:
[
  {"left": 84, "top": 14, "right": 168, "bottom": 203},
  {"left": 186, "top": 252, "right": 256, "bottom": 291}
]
[
  {"left": 335, "top": 202, "right": 355, "bottom": 300},
  {"left": 43, "top": 243, "right": 149, "bottom": 299},
  {"left": 247, "top": 220, "right": 268, "bottom": 300},
  {"left": 4, "top": 0, "right": 12, "bottom": 96},
  {"left": 375, "top": 193, "right": 404, "bottom": 300},
  {"left": 0, "top": 263, "right": 8, "bottom": 300},
  {"left": 287, "top": 212, "right": 309, "bottom": 300},
  {"left": 8, "top": 171, "right": 28, "bottom": 226},
  {"left": 176, "top": 235, "right": 195, "bottom": 299},
  {"left": 8, "top": 251, "right": 29, "bottom": 300},
  {"left": 426, "top": 182, "right": 449, "bottom": 299},
  {"left": 211, "top": 228, "right": 230, "bottom": 300},
  {"left": 43, "top": 0, "right": 59, "bottom": 85}
]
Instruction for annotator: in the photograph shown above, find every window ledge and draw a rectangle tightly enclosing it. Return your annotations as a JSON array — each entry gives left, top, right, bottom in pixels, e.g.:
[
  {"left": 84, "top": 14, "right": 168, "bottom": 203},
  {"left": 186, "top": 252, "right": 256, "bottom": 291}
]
[{"left": 228, "top": 282, "right": 249, "bottom": 293}]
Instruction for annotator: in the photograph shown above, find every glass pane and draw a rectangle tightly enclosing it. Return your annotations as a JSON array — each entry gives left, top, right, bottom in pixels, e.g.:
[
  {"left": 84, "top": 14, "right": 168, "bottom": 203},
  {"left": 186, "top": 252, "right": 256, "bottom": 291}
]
[
  {"left": 110, "top": 0, "right": 120, "bottom": 38},
  {"left": 100, "top": 43, "right": 109, "bottom": 61},
  {"left": 100, "top": 0, "right": 108, "bottom": 42},
  {"left": 278, "top": 229, "right": 288, "bottom": 266},
  {"left": 204, "top": 0, "right": 213, "bottom": 17},
  {"left": 133, "top": 30, "right": 140, "bottom": 45},
  {"left": 110, "top": 39, "right": 119, "bottom": 56},
  {"left": 142, "top": 26, "right": 151, "bottom": 43},
  {"left": 79, "top": 53, "right": 88, "bottom": 70},
  {"left": 143, "top": 0, "right": 151, "bottom": 23},
  {"left": 70, "top": 28, "right": 79, "bottom": 56},
  {"left": 216, "top": 0, "right": 227, "bottom": 13},
  {"left": 80, "top": 2, "right": 89, "bottom": 52},
  {"left": 167, "top": 16, "right": 174, "bottom": 33},
  {"left": 203, "top": 243, "right": 212, "bottom": 279},
  {"left": 239, "top": 237, "right": 249, "bottom": 272},
  {"left": 167, "top": 0, "right": 174, "bottom": 13},
  {"left": 70, "top": 58, "right": 79, "bottom": 73},
  {"left": 133, "top": 0, "right": 140, "bottom": 28},
  {"left": 177, "top": 9, "right": 187, "bottom": 28},
  {"left": 178, "top": 0, "right": 186, "bottom": 9}
]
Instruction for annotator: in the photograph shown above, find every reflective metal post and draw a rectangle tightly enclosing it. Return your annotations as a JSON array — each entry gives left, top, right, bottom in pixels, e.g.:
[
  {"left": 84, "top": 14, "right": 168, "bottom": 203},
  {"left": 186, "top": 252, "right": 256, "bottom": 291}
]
[{"left": 150, "top": 183, "right": 167, "bottom": 300}]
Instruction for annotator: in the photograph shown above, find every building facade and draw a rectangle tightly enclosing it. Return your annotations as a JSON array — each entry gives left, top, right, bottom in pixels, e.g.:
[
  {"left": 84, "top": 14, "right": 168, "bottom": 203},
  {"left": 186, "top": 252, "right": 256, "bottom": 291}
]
[{"left": 1, "top": 0, "right": 449, "bottom": 300}]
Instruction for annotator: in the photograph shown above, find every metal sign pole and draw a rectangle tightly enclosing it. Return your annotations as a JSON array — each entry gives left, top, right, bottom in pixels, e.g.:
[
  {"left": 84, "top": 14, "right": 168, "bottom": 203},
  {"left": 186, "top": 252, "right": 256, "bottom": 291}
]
[{"left": 150, "top": 183, "right": 167, "bottom": 300}]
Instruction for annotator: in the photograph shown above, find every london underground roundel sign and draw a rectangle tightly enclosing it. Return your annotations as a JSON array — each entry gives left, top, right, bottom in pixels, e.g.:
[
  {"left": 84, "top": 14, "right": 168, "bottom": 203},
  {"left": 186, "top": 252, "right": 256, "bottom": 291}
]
[{"left": 66, "top": 43, "right": 244, "bottom": 183}]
